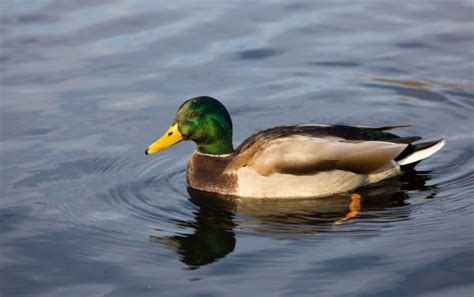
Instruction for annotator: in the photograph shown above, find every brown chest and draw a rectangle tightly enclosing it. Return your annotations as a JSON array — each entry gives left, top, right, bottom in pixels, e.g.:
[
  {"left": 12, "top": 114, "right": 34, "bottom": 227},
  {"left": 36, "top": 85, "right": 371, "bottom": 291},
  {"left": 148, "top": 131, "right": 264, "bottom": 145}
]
[{"left": 186, "top": 152, "right": 238, "bottom": 195}]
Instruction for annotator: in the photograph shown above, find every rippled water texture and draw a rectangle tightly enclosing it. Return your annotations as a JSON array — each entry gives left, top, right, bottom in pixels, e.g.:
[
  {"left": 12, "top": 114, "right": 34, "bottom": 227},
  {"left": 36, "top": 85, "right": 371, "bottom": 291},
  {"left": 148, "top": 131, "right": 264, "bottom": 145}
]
[{"left": 1, "top": 1, "right": 473, "bottom": 296}]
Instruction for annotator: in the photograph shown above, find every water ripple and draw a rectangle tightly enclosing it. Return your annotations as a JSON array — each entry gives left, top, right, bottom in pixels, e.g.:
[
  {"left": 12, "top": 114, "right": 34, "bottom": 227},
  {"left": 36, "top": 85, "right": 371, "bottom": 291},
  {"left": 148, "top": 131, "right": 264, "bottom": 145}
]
[{"left": 2, "top": 0, "right": 473, "bottom": 295}]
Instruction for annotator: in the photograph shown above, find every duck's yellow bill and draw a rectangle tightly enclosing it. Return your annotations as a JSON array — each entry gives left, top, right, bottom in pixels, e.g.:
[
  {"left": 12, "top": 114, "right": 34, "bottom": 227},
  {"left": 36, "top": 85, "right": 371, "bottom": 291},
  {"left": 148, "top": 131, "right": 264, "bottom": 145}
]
[{"left": 145, "top": 123, "right": 183, "bottom": 155}]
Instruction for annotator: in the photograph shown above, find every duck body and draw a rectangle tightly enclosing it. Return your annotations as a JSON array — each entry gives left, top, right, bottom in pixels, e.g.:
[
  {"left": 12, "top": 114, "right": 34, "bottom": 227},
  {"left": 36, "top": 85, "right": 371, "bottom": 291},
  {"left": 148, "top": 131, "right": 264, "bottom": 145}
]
[
  {"left": 146, "top": 97, "right": 445, "bottom": 199},
  {"left": 186, "top": 124, "right": 443, "bottom": 198},
  {"left": 187, "top": 151, "right": 400, "bottom": 198}
]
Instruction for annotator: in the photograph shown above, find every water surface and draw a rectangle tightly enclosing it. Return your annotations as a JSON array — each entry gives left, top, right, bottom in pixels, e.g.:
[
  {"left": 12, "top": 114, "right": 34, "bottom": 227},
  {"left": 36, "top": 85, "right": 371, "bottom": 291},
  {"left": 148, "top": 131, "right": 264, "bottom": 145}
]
[{"left": 1, "top": 1, "right": 473, "bottom": 296}]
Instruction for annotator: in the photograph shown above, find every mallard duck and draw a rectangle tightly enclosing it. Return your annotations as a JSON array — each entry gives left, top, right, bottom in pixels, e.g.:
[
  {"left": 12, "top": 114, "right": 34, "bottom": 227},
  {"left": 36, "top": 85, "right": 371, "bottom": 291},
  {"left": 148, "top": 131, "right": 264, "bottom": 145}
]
[{"left": 145, "top": 96, "right": 445, "bottom": 198}]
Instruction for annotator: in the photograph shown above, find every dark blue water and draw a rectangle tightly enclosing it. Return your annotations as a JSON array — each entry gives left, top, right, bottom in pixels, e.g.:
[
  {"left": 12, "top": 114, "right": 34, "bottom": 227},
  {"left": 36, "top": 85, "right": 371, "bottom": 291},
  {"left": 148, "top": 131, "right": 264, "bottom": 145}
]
[{"left": 1, "top": 1, "right": 473, "bottom": 296}]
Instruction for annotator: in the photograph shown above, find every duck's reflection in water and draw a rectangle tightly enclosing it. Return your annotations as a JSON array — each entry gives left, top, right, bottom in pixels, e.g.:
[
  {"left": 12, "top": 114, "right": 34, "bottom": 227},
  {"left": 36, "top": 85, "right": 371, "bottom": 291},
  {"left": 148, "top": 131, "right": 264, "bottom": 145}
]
[
  {"left": 150, "top": 169, "right": 435, "bottom": 269},
  {"left": 150, "top": 199, "right": 236, "bottom": 269}
]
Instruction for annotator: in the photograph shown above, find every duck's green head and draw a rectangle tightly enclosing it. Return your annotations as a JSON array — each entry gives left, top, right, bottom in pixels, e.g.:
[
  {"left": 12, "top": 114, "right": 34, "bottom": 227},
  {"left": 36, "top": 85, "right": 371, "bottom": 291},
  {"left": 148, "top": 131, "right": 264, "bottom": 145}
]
[{"left": 145, "top": 96, "right": 233, "bottom": 155}]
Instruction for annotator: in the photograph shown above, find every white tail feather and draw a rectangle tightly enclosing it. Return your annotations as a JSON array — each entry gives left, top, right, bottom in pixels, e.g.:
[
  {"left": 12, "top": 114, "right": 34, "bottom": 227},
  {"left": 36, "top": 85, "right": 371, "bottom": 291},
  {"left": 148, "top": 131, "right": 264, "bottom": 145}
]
[{"left": 398, "top": 139, "right": 446, "bottom": 166}]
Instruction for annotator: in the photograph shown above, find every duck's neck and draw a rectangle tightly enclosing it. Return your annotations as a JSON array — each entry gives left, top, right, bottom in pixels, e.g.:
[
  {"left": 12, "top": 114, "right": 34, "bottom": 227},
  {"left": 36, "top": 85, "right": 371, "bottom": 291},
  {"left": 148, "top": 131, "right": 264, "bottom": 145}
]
[{"left": 196, "top": 137, "right": 233, "bottom": 155}]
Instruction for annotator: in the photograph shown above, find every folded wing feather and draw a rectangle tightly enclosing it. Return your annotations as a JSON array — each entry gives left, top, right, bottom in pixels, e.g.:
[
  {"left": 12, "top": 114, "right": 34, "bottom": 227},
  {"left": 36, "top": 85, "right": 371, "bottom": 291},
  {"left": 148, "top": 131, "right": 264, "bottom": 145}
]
[{"left": 227, "top": 135, "right": 407, "bottom": 176}]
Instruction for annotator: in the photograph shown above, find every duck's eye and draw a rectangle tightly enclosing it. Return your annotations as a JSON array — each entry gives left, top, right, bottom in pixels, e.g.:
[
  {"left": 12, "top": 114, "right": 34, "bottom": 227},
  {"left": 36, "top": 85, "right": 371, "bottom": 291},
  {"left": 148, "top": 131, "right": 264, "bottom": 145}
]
[{"left": 190, "top": 111, "right": 200, "bottom": 118}]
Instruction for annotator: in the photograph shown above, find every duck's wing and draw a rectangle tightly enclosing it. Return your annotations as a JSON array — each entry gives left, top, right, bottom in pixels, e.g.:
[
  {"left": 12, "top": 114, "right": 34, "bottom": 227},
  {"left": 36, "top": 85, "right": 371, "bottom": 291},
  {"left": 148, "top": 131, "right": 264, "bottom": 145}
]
[{"left": 226, "top": 125, "right": 419, "bottom": 175}]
